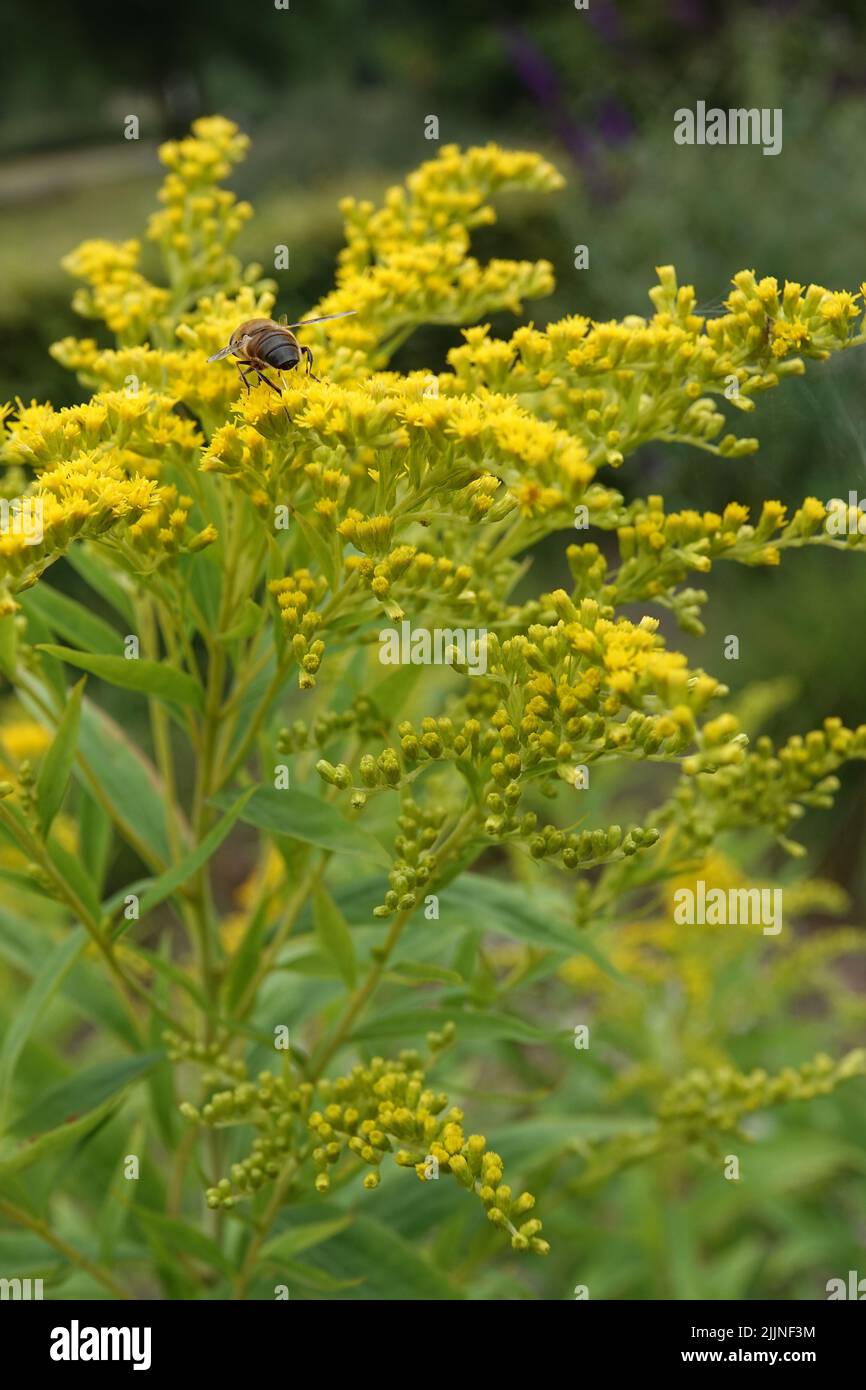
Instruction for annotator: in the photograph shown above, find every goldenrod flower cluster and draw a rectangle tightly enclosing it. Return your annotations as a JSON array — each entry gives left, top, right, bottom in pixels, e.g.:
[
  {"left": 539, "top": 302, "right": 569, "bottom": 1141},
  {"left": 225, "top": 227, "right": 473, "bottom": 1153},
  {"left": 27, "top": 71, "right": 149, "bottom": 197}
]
[
  {"left": 669, "top": 716, "right": 866, "bottom": 855},
  {"left": 268, "top": 569, "right": 326, "bottom": 688},
  {"left": 60, "top": 117, "right": 259, "bottom": 350},
  {"left": 177, "top": 1043, "right": 546, "bottom": 1253},
  {"left": 573, "top": 1051, "right": 866, "bottom": 1189},
  {"left": 658, "top": 1050, "right": 866, "bottom": 1131},
  {"left": 149, "top": 116, "right": 254, "bottom": 299},
  {"left": 330, "top": 142, "right": 563, "bottom": 369},
  {"left": 448, "top": 268, "right": 866, "bottom": 466},
  {"left": 4, "top": 117, "right": 866, "bottom": 1260}
]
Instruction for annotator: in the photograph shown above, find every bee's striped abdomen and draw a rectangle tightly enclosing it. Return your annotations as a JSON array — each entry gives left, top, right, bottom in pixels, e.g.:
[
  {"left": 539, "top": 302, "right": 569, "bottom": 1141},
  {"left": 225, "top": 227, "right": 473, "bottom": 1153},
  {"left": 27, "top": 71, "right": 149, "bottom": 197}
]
[{"left": 256, "top": 331, "right": 301, "bottom": 370}]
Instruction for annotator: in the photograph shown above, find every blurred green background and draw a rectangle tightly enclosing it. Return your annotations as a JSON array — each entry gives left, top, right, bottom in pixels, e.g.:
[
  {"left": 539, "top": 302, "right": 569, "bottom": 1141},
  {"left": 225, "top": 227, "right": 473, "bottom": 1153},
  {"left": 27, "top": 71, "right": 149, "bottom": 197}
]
[{"left": 3, "top": 0, "right": 866, "bottom": 899}]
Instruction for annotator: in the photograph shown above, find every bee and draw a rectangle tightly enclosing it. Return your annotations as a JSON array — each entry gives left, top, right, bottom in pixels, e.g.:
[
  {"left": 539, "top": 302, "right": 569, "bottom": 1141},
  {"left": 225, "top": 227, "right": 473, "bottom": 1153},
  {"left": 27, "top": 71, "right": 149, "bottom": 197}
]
[{"left": 208, "top": 310, "right": 356, "bottom": 394}]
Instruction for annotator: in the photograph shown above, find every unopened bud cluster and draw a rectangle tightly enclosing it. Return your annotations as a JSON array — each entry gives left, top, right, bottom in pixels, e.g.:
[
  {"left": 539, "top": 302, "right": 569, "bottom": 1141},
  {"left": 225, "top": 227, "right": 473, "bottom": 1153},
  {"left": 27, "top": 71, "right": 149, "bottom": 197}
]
[
  {"left": 179, "top": 1047, "right": 547, "bottom": 1250},
  {"left": 659, "top": 1049, "right": 866, "bottom": 1132},
  {"left": 269, "top": 569, "right": 326, "bottom": 688}
]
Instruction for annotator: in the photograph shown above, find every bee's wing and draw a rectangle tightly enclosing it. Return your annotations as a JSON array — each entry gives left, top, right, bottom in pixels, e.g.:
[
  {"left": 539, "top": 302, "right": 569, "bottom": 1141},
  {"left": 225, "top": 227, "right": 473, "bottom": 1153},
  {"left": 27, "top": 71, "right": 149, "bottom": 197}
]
[
  {"left": 207, "top": 343, "right": 237, "bottom": 362},
  {"left": 284, "top": 310, "right": 357, "bottom": 329}
]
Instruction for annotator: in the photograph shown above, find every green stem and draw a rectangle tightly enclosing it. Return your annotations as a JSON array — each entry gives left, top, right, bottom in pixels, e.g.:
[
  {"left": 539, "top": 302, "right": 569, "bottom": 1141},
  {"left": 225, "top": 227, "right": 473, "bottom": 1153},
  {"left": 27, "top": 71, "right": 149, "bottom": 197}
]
[
  {"left": 309, "top": 805, "right": 480, "bottom": 1079},
  {"left": 214, "top": 655, "right": 290, "bottom": 794},
  {"left": 0, "top": 1196, "right": 131, "bottom": 1299},
  {"left": 233, "top": 1153, "right": 302, "bottom": 1299},
  {"left": 139, "top": 598, "right": 185, "bottom": 862}
]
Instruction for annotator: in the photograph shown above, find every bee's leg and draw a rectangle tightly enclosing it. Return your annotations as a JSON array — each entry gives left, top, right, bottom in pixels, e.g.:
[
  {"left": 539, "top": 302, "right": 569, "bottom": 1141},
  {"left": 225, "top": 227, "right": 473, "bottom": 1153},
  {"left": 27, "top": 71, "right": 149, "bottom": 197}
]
[
  {"left": 254, "top": 368, "right": 283, "bottom": 396},
  {"left": 303, "top": 346, "right": 320, "bottom": 381},
  {"left": 256, "top": 366, "right": 291, "bottom": 423},
  {"left": 236, "top": 361, "right": 254, "bottom": 393}
]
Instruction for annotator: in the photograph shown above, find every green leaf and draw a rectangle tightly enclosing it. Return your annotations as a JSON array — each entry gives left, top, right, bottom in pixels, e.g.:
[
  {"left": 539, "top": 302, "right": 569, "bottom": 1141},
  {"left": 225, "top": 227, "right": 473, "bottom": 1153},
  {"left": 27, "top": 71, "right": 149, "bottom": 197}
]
[
  {"left": 78, "top": 700, "right": 174, "bottom": 865},
  {"left": 36, "top": 677, "right": 85, "bottom": 836},
  {"left": 16, "top": 677, "right": 176, "bottom": 868},
  {"left": 135, "top": 787, "right": 255, "bottom": 921},
  {"left": 259, "top": 1214, "right": 353, "bottom": 1264},
  {"left": 0, "top": 929, "right": 88, "bottom": 1126},
  {"left": 17, "top": 601, "right": 65, "bottom": 702},
  {"left": 64, "top": 545, "right": 137, "bottom": 626},
  {"left": 387, "top": 960, "right": 463, "bottom": 985},
  {"left": 102, "top": 877, "right": 154, "bottom": 916},
  {"left": 10, "top": 1053, "right": 163, "bottom": 1137},
  {"left": 37, "top": 645, "right": 204, "bottom": 711},
  {"left": 353, "top": 1000, "right": 561, "bottom": 1045},
  {"left": 224, "top": 896, "right": 273, "bottom": 1012},
  {"left": 351, "top": 1003, "right": 563, "bottom": 1046},
  {"left": 300, "top": 1212, "right": 464, "bottom": 1300},
  {"left": 0, "top": 908, "right": 136, "bottom": 1049},
  {"left": 0, "top": 613, "right": 16, "bottom": 680},
  {"left": 45, "top": 839, "right": 103, "bottom": 923},
  {"left": 134, "top": 1207, "right": 235, "bottom": 1279},
  {"left": 145, "top": 995, "right": 177, "bottom": 1151},
  {"left": 0, "top": 906, "right": 42, "bottom": 975},
  {"left": 183, "top": 540, "right": 222, "bottom": 630},
  {"left": 492, "top": 1115, "right": 656, "bottom": 1168},
  {"left": 124, "top": 947, "right": 208, "bottom": 1010},
  {"left": 62, "top": 961, "right": 138, "bottom": 1050},
  {"left": 274, "top": 1260, "right": 363, "bottom": 1293},
  {"left": 19, "top": 584, "right": 124, "bottom": 656},
  {"left": 440, "top": 876, "right": 577, "bottom": 951},
  {"left": 217, "top": 599, "right": 264, "bottom": 644},
  {"left": 313, "top": 885, "right": 357, "bottom": 987},
  {"left": 440, "top": 875, "right": 631, "bottom": 984},
  {"left": 369, "top": 660, "right": 427, "bottom": 715},
  {"left": 0, "top": 1231, "right": 68, "bottom": 1275},
  {"left": 0, "top": 1094, "right": 122, "bottom": 1183},
  {"left": 79, "top": 788, "right": 112, "bottom": 892},
  {"left": 212, "top": 785, "right": 390, "bottom": 867}
]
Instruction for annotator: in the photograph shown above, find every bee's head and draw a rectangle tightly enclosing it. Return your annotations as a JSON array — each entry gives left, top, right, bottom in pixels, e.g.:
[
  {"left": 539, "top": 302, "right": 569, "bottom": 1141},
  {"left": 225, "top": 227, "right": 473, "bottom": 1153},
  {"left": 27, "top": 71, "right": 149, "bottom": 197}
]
[{"left": 208, "top": 320, "right": 262, "bottom": 362}]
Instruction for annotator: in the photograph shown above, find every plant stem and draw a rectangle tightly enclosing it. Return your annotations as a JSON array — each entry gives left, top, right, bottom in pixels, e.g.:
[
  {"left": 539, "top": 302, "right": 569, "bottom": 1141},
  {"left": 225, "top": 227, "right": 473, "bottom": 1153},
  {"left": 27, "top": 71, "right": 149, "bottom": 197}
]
[
  {"left": 308, "top": 804, "right": 480, "bottom": 1079},
  {"left": 309, "top": 906, "right": 412, "bottom": 1080},
  {"left": 139, "top": 598, "right": 185, "bottom": 863},
  {"left": 214, "top": 655, "right": 290, "bottom": 794},
  {"left": 0, "top": 1196, "right": 130, "bottom": 1299},
  {"left": 233, "top": 1154, "right": 300, "bottom": 1299}
]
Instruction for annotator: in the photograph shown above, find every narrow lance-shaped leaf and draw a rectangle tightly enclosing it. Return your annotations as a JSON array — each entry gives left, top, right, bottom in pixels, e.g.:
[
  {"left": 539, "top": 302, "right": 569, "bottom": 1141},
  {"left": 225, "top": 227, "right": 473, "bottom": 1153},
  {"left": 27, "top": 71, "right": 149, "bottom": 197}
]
[
  {"left": 313, "top": 884, "right": 357, "bottom": 987},
  {"left": 259, "top": 1215, "right": 353, "bottom": 1264},
  {"left": 212, "top": 785, "right": 390, "bottom": 867},
  {"left": 36, "top": 645, "right": 204, "bottom": 711},
  {"left": 77, "top": 698, "right": 178, "bottom": 867},
  {"left": 0, "top": 929, "right": 88, "bottom": 1127},
  {"left": 0, "top": 1094, "right": 123, "bottom": 1184},
  {"left": 10, "top": 1052, "right": 163, "bottom": 1137},
  {"left": 0, "top": 613, "right": 16, "bottom": 680},
  {"left": 134, "top": 786, "right": 257, "bottom": 921},
  {"left": 19, "top": 584, "right": 126, "bottom": 656},
  {"left": 36, "top": 676, "right": 85, "bottom": 835}
]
